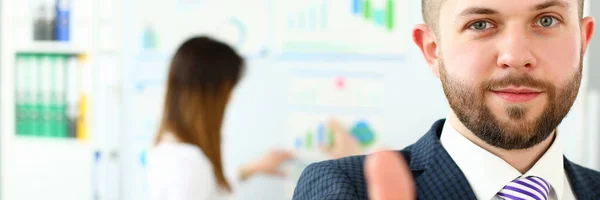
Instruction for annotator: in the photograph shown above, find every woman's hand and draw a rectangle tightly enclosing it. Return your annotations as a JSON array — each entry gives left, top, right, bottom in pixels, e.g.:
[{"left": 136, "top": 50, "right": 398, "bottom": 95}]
[
  {"left": 238, "top": 149, "right": 294, "bottom": 181},
  {"left": 320, "top": 119, "right": 364, "bottom": 159}
]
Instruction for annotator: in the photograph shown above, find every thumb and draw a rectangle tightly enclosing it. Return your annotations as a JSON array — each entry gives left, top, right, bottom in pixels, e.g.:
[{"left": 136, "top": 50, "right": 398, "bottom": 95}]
[{"left": 365, "top": 151, "right": 416, "bottom": 200}]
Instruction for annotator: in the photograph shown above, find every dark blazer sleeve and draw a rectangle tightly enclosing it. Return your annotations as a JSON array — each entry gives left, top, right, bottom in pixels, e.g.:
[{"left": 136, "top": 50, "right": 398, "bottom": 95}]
[{"left": 292, "top": 160, "right": 361, "bottom": 200}]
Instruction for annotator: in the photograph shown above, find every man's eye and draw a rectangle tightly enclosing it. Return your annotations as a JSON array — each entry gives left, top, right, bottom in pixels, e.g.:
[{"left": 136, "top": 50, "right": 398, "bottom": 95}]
[
  {"left": 470, "top": 21, "right": 493, "bottom": 31},
  {"left": 536, "top": 16, "right": 559, "bottom": 27}
]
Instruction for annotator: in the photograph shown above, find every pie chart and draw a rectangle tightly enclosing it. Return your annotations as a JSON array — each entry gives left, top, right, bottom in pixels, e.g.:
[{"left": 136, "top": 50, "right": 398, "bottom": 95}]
[{"left": 350, "top": 120, "right": 376, "bottom": 147}]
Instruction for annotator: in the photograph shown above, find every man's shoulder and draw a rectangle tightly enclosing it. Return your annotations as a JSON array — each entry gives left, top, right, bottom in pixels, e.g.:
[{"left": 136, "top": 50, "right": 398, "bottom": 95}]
[
  {"left": 292, "top": 146, "right": 414, "bottom": 199},
  {"left": 569, "top": 161, "right": 600, "bottom": 177},
  {"left": 565, "top": 160, "right": 600, "bottom": 198},
  {"left": 308, "top": 145, "right": 414, "bottom": 177},
  {"left": 291, "top": 155, "right": 368, "bottom": 199},
  {"left": 328, "top": 145, "right": 414, "bottom": 172}
]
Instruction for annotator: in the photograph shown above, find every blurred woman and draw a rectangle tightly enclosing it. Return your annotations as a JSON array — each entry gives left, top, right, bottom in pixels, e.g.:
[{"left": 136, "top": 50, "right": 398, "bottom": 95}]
[{"left": 147, "top": 36, "right": 293, "bottom": 200}]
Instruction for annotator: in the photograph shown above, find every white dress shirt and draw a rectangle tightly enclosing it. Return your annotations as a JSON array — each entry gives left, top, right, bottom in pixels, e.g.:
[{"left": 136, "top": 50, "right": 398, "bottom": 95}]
[
  {"left": 440, "top": 119, "right": 576, "bottom": 200},
  {"left": 147, "top": 133, "right": 237, "bottom": 200}
]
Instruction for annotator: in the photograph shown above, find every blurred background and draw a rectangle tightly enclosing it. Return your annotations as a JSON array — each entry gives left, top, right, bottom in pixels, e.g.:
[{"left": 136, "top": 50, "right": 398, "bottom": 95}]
[{"left": 0, "top": 0, "right": 599, "bottom": 199}]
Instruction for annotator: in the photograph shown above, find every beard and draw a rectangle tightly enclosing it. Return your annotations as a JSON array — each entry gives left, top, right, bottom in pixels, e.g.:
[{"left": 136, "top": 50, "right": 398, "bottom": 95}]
[{"left": 440, "top": 56, "right": 583, "bottom": 150}]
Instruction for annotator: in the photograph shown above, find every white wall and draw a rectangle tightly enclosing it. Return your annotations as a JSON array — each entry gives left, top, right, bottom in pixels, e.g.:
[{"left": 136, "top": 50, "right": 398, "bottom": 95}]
[{"left": 1, "top": 0, "right": 597, "bottom": 200}]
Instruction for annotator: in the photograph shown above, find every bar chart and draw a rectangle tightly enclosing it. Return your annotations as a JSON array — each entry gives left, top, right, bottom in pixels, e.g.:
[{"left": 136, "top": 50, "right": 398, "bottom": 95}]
[
  {"left": 273, "top": 0, "right": 409, "bottom": 57},
  {"left": 286, "top": 0, "right": 328, "bottom": 32},
  {"left": 135, "top": 0, "right": 268, "bottom": 57},
  {"left": 294, "top": 122, "right": 332, "bottom": 150},
  {"left": 293, "top": 119, "right": 377, "bottom": 150},
  {"left": 287, "top": 112, "right": 383, "bottom": 157},
  {"left": 352, "top": 0, "right": 395, "bottom": 31}
]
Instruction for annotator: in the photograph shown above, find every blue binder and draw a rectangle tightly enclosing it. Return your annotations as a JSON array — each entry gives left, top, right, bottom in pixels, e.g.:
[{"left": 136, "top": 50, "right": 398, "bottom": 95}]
[{"left": 55, "top": 0, "right": 70, "bottom": 41}]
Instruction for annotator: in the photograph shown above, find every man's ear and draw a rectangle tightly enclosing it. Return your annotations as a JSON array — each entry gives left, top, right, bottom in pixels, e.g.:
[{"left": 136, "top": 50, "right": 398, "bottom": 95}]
[
  {"left": 412, "top": 24, "right": 441, "bottom": 78},
  {"left": 580, "top": 16, "right": 595, "bottom": 55}
]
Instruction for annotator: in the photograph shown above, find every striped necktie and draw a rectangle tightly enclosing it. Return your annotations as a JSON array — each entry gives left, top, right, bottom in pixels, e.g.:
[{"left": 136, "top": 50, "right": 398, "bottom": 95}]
[{"left": 497, "top": 176, "right": 551, "bottom": 200}]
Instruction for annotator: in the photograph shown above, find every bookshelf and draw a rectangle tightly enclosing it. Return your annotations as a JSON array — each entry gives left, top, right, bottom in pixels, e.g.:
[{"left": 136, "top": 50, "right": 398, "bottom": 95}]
[{"left": 1, "top": 0, "right": 123, "bottom": 199}]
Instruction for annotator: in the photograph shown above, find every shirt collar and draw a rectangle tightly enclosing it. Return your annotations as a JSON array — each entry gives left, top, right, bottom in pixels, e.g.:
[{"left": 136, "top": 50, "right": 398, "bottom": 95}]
[
  {"left": 440, "top": 117, "right": 565, "bottom": 199},
  {"left": 524, "top": 128, "right": 564, "bottom": 198}
]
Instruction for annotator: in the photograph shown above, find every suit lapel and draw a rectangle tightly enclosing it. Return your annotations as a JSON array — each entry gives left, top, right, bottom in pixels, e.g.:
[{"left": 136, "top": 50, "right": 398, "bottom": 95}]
[
  {"left": 408, "top": 119, "right": 477, "bottom": 200},
  {"left": 407, "top": 120, "right": 600, "bottom": 200},
  {"left": 563, "top": 157, "right": 600, "bottom": 199}
]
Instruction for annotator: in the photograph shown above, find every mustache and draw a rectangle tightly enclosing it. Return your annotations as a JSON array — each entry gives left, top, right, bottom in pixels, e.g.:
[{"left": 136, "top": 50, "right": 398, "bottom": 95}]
[{"left": 482, "top": 73, "right": 555, "bottom": 91}]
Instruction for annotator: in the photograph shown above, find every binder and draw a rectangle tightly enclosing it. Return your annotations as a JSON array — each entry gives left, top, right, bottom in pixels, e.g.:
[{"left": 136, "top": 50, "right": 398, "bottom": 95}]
[
  {"left": 31, "top": 54, "right": 41, "bottom": 136},
  {"left": 66, "top": 55, "right": 79, "bottom": 138},
  {"left": 55, "top": 55, "right": 67, "bottom": 137},
  {"left": 24, "top": 54, "right": 36, "bottom": 136},
  {"left": 16, "top": 53, "right": 72, "bottom": 138},
  {"left": 55, "top": 0, "right": 71, "bottom": 41},
  {"left": 15, "top": 55, "right": 27, "bottom": 136},
  {"left": 15, "top": 53, "right": 84, "bottom": 138},
  {"left": 77, "top": 54, "right": 90, "bottom": 141},
  {"left": 48, "top": 54, "right": 59, "bottom": 137},
  {"left": 40, "top": 54, "right": 52, "bottom": 137},
  {"left": 49, "top": 54, "right": 57, "bottom": 137}
]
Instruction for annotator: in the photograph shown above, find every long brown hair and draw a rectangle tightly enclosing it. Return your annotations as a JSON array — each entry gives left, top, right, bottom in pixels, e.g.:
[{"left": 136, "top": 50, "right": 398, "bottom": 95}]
[{"left": 155, "top": 36, "right": 244, "bottom": 192}]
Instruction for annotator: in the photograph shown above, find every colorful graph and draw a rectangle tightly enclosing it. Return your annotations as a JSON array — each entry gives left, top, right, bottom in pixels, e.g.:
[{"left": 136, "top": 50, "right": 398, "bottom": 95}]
[
  {"left": 293, "top": 119, "right": 378, "bottom": 151},
  {"left": 295, "top": 122, "right": 334, "bottom": 149},
  {"left": 135, "top": 0, "right": 268, "bottom": 57},
  {"left": 350, "top": 120, "right": 376, "bottom": 147},
  {"left": 142, "top": 26, "right": 158, "bottom": 50},
  {"left": 273, "top": 0, "right": 409, "bottom": 57},
  {"left": 287, "top": 0, "right": 327, "bottom": 32},
  {"left": 140, "top": 18, "right": 250, "bottom": 54},
  {"left": 352, "top": 0, "right": 394, "bottom": 31},
  {"left": 284, "top": 0, "right": 396, "bottom": 32}
]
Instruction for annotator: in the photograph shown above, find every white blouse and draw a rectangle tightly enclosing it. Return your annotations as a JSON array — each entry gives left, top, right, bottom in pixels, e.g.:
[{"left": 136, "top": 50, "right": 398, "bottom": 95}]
[{"left": 147, "top": 134, "right": 237, "bottom": 200}]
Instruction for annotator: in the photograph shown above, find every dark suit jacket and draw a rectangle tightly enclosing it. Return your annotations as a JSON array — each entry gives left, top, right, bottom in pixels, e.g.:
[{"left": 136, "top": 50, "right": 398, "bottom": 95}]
[{"left": 292, "top": 119, "right": 600, "bottom": 200}]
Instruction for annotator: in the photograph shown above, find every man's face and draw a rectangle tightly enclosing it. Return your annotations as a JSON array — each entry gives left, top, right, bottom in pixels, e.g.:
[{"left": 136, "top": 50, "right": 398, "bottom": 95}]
[{"left": 432, "top": 0, "right": 593, "bottom": 149}]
